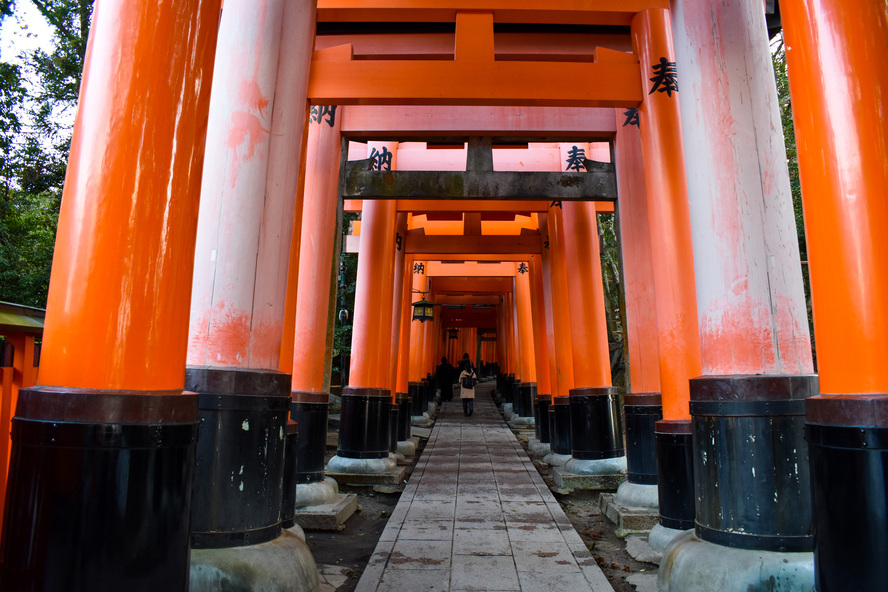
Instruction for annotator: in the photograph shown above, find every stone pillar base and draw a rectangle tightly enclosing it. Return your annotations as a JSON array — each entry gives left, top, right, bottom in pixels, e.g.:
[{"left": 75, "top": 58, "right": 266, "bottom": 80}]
[
  {"left": 564, "top": 455, "right": 627, "bottom": 476},
  {"left": 190, "top": 530, "right": 319, "bottom": 592},
  {"left": 528, "top": 439, "right": 551, "bottom": 458},
  {"left": 615, "top": 481, "right": 659, "bottom": 510},
  {"left": 648, "top": 523, "right": 689, "bottom": 554},
  {"left": 327, "top": 454, "right": 396, "bottom": 475},
  {"left": 659, "top": 530, "right": 814, "bottom": 592},
  {"left": 542, "top": 452, "right": 572, "bottom": 467},
  {"left": 295, "top": 476, "right": 339, "bottom": 508}
]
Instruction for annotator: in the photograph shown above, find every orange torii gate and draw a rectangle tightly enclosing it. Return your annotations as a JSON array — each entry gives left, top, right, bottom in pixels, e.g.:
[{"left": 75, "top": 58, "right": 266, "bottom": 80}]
[{"left": 1, "top": 2, "right": 884, "bottom": 592}]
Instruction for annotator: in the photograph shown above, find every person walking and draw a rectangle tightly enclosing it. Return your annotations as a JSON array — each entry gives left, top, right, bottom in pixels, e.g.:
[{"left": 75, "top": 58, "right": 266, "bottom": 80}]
[{"left": 459, "top": 361, "right": 477, "bottom": 417}]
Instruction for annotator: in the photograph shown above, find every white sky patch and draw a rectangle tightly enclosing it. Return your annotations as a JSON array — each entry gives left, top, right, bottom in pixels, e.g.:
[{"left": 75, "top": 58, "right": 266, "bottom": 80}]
[{"left": 1, "top": 2, "right": 54, "bottom": 65}]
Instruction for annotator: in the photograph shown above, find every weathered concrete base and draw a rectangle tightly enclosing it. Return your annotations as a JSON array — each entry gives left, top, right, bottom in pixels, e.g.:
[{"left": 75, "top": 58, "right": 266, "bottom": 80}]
[
  {"left": 411, "top": 413, "right": 433, "bottom": 428},
  {"left": 615, "top": 481, "right": 659, "bottom": 510},
  {"left": 528, "top": 439, "right": 551, "bottom": 458},
  {"left": 190, "top": 529, "right": 319, "bottom": 592},
  {"left": 427, "top": 402, "right": 438, "bottom": 418},
  {"left": 508, "top": 416, "right": 535, "bottom": 429},
  {"left": 599, "top": 493, "right": 659, "bottom": 537},
  {"left": 626, "top": 534, "right": 663, "bottom": 565},
  {"left": 553, "top": 466, "right": 626, "bottom": 491},
  {"left": 286, "top": 524, "right": 307, "bottom": 541},
  {"left": 659, "top": 530, "right": 814, "bottom": 592},
  {"left": 542, "top": 452, "right": 572, "bottom": 467},
  {"left": 649, "top": 523, "right": 689, "bottom": 554},
  {"left": 327, "top": 454, "right": 396, "bottom": 476},
  {"left": 291, "top": 493, "right": 358, "bottom": 532},
  {"left": 626, "top": 572, "right": 659, "bottom": 592},
  {"left": 295, "top": 477, "right": 339, "bottom": 508},
  {"left": 326, "top": 462, "right": 407, "bottom": 488},
  {"left": 502, "top": 403, "right": 515, "bottom": 420},
  {"left": 564, "top": 455, "right": 627, "bottom": 476},
  {"left": 392, "top": 451, "right": 407, "bottom": 465},
  {"left": 397, "top": 438, "right": 417, "bottom": 457}
]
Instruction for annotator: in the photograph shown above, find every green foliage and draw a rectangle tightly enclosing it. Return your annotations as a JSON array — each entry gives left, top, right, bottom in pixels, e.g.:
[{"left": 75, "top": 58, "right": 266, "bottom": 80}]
[
  {"left": 597, "top": 212, "right": 627, "bottom": 391},
  {"left": 332, "top": 212, "right": 359, "bottom": 373},
  {"left": 772, "top": 33, "right": 815, "bottom": 365},
  {"left": 771, "top": 34, "right": 806, "bottom": 262},
  {"left": 0, "top": 0, "right": 93, "bottom": 308}
]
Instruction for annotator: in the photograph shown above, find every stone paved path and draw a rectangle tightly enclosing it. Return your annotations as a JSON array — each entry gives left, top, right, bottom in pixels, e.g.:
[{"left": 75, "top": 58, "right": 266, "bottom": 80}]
[{"left": 355, "top": 383, "right": 615, "bottom": 592}]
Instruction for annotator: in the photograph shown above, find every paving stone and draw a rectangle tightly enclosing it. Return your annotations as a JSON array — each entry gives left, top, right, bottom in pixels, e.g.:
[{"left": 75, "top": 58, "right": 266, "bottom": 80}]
[
  {"left": 451, "top": 555, "right": 521, "bottom": 591},
  {"left": 453, "top": 528, "right": 512, "bottom": 556},
  {"left": 354, "top": 388, "right": 614, "bottom": 592}
]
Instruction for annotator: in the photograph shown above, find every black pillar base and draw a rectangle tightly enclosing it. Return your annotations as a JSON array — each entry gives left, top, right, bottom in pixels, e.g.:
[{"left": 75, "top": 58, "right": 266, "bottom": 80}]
[
  {"left": 568, "top": 387, "right": 624, "bottom": 460},
  {"left": 655, "top": 419, "right": 695, "bottom": 530},
  {"left": 408, "top": 382, "right": 423, "bottom": 416},
  {"left": 1, "top": 387, "right": 198, "bottom": 592},
  {"left": 535, "top": 395, "right": 552, "bottom": 443},
  {"left": 281, "top": 420, "right": 299, "bottom": 529},
  {"left": 186, "top": 367, "right": 291, "bottom": 549},
  {"left": 690, "top": 374, "right": 817, "bottom": 553},
  {"left": 514, "top": 382, "right": 537, "bottom": 418},
  {"left": 395, "top": 392, "right": 411, "bottom": 441},
  {"left": 625, "top": 393, "right": 662, "bottom": 485},
  {"left": 807, "top": 394, "right": 888, "bottom": 592},
  {"left": 290, "top": 391, "right": 330, "bottom": 484},
  {"left": 550, "top": 396, "right": 572, "bottom": 455},
  {"left": 337, "top": 387, "right": 391, "bottom": 459}
]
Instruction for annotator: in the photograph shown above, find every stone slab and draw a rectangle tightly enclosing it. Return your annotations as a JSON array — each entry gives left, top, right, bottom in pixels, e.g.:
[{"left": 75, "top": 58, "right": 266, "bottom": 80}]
[
  {"left": 292, "top": 493, "right": 358, "bottom": 532},
  {"left": 625, "top": 534, "right": 663, "bottom": 565},
  {"left": 327, "top": 466, "right": 408, "bottom": 488},
  {"left": 552, "top": 467, "right": 626, "bottom": 492},
  {"left": 599, "top": 493, "right": 660, "bottom": 537},
  {"left": 626, "top": 572, "right": 659, "bottom": 592}
]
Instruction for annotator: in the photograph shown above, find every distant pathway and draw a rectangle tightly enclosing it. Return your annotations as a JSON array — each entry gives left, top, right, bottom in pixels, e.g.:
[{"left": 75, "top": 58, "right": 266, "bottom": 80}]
[{"left": 355, "top": 382, "right": 615, "bottom": 592}]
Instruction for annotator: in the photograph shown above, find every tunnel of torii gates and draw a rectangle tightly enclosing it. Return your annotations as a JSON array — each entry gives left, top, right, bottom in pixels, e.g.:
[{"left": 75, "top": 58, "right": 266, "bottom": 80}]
[{"left": 0, "top": 1, "right": 885, "bottom": 591}]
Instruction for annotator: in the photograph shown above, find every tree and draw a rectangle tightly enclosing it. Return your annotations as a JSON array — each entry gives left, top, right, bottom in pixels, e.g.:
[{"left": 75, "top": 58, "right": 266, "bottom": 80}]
[
  {"left": 0, "top": 0, "right": 93, "bottom": 308},
  {"left": 772, "top": 32, "right": 815, "bottom": 366}
]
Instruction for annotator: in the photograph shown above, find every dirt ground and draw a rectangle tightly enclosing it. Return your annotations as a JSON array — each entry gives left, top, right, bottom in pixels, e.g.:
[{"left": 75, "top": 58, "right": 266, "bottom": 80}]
[{"left": 305, "top": 411, "right": 656, "bottom": 591}]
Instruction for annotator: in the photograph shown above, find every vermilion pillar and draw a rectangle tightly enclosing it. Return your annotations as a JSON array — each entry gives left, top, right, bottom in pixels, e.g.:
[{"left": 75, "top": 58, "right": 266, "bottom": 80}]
[
  {"left": 614, "top": 120, "right": 660, "bottom": 395},
  {"left": 0, "top": 0, "right": 220, "bottom": 588},
  {"left": 513, "top": 265, "right": 538, "bottom": 419},
  {"left": 631, "top": 8, "right": 703, "bottom": 421},
  {"left": 614, "top": 111, "right": 664, "bottom": 509},
  {"left": 290, "top": 105, "right": 343, "bottom": 489},
  {"left": 560, "top": 172, "right": 611, "bottom": 385},
  {"left": 335, "top": 143, "right": 398, "bottom": 475},
  {"left": 546, "top": 206, "right": 576, "bottom": 397},
  {"left": 529, "top": 256, "right": 552, "bottom": 396},
  {"left": 273, "top": 0, "right": 317, "bottom": 376},
  {"left": 782, "top": 2, "right": 888, "bottom": 590},
  {"left": 188, "top": 0, "right": 288, "bottom": 371},
  {"left": 387, "top": 214, "right": 408, "bottom": 396},
  {"left": 184, "top": 0, "right": 301, "bottom": 554},
  {"left": 653, "top": 2, "right": 819, "bottom": 584}
]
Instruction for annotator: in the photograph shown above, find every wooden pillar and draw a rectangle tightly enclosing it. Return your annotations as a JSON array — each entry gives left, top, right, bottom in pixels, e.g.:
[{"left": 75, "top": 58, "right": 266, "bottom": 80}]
[
  {"left": 546, "top": 206, "right": 576, "bottom": 396},
  {"left": 515, "top": 264, "right": 537, "bottom": 384},
  {"left": 782, "top": 2, "right": 888, "bottom": 589},
  {"left": 292, "top": 112, "right": 343, "bottom": 395},
  {"left": 529, "top": 256, "right": 553, "bottom": 396},
  {"left": 0, "top": 0, "right": 221, "bottom": 587},
  {"left": 615, "top": 118, "right": 661, "bottom": 394},
  {"left": 388, "top": 213, "right": 409, "bottom": 397},
  {"left": 561, "top": 146, "right": 611, "bottom": 388},
  {"left": 631, "top": 8, "right": 703, "bottom": 421}
]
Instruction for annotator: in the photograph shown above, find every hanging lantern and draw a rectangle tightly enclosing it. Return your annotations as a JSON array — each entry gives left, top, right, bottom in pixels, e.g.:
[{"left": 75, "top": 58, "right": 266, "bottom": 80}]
[
  {"left": 447, "top": 328, "right": 459, "bottom": 340},
  {"left": 412, "top": 298, "right": 434, "bottom": 323}
]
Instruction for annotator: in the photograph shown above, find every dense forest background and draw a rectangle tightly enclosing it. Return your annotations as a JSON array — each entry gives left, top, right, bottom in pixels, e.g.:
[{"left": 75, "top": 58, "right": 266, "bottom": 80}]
[{"left": 0, "top": 3, "right": 810, "bottom": 368}]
